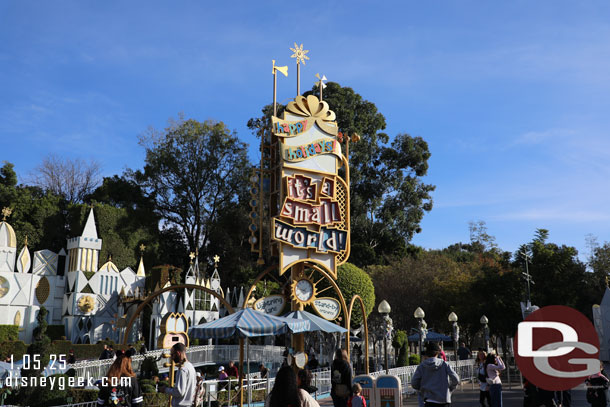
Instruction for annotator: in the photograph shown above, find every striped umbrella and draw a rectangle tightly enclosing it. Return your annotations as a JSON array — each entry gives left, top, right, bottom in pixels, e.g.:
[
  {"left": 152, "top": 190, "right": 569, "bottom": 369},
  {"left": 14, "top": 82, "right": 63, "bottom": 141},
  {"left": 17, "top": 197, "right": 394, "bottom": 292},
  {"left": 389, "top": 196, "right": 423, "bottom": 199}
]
[
  {"left": 283, "top": 310, "right": 347, "bottom": 333},
  {"left": 189, "top": 307, "right": 310, "bottom": 339}
]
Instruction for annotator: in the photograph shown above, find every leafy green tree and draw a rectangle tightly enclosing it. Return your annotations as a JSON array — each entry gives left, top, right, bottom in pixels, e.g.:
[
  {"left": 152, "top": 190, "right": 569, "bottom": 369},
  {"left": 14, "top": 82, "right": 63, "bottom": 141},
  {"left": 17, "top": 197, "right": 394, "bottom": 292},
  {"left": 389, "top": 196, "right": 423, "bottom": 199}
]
[
  {"left": 248, "top": 83, "right": 435, "bottom": 267},
  {"left": 335, "top": 263, "right": 375, "bottom": 325},
  {"left": 310, "top": 83, "right": 434, "bottom": 265},
  {"left": 0, "top": 162, "right": 17, "bottom": 187},
  {"left": 515, "top": 229, "right": 594, "bottom": 316},
  {"left": 392, "top": 330, "right": 409, "bottom": 367},
  {"left": 133, "top": 117, "right": 251, "bottom": 268},
  {"left": 0, "top": 162, "right": 68, "bottom": 253},
  {"left": 590, "top": 241, "right": 610, "bottom": 299}
]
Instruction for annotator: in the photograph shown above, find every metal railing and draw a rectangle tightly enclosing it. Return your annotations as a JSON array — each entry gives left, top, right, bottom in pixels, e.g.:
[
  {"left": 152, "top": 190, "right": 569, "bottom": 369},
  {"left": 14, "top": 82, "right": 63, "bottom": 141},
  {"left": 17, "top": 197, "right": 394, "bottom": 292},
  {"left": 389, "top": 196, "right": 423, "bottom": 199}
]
[
  {"left": 46, "top": 358, "right": 478, "bottom": 407},
  {"left": 67, "top": 344, "right": 286, "bottom": 381}
]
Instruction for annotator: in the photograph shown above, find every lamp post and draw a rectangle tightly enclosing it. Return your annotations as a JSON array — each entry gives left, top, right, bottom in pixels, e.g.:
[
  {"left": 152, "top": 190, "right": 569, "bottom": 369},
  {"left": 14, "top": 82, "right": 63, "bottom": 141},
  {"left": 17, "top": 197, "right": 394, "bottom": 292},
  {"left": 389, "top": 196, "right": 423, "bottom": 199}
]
[
  {"left": 448, "top": 312, "right": 459, "bottom": 372},
  {"left": 414, "top": 307, "right": 426, "bottom": 361},
  {"left": 480, "top": 315, "right": 489, "bottom": 352},
  {"left": 378, "top": 300, "right": 391, "bottom": 373}
]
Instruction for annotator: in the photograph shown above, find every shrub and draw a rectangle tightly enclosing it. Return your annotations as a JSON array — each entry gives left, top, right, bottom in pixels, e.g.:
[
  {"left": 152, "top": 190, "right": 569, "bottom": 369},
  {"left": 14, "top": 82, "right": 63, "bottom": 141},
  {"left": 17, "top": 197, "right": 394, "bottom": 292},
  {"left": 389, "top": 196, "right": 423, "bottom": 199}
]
[
  {"left": 25, "top": 373, "right": 69, "bottom": 407},
  {"left": 68, "top": 389, "right": 99, "bottom": 403},
  {"left": 0, "top": 340, "right": 28, "bottom": 360},
  {"left": 143, "top": 392, "right": 170, "bottom": 407},
  {"left": 336, "top": 263, "right": 375, "bottom": 325},
  {"left": 46, "top": 325, "right": 65, "bottom": 341},
  {"left": 408, "top": 354, "right": 420, "bottom": 365},
  {"left": 0, "top": 325, "right": 19, "bottom": 342},
  {"left": 140, "top": 356, "right": 159, "bottom": 379},
  {"left": 141, "top": 384, "right": 156, "bottom": 393}
]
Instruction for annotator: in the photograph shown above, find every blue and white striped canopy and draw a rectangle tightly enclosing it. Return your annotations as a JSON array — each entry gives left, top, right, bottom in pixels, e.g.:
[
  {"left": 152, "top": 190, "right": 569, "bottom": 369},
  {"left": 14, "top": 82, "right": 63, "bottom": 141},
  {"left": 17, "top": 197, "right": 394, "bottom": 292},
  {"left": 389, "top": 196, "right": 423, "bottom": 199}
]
[
  {"left": 189, "top": 308, "right": 311, "bottom": 339},
  {"left": 283, "top": 310, "right": 347, "bottom": 334}
]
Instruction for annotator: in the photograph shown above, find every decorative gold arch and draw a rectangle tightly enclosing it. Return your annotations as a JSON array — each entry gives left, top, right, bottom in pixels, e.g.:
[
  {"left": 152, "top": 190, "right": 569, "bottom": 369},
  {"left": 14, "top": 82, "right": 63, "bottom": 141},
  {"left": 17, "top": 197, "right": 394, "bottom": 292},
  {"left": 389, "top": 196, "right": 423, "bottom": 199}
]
[
  {"left": 346, "top": 295, "right": 369, "bottom": 374},
  {"left": 122, "top": 284, "right": 235, "bottom": 345},
  {"left": 243, "top": 261, "right": 348, "bottom": 325}
]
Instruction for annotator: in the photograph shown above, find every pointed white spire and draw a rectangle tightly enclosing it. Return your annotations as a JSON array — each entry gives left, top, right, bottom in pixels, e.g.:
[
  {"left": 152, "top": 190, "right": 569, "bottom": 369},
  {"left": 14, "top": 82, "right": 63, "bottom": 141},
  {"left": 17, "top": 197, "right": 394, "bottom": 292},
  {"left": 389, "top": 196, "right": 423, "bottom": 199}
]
[{"left": 82, "top": 208, "right": 98, "bottom": 239}]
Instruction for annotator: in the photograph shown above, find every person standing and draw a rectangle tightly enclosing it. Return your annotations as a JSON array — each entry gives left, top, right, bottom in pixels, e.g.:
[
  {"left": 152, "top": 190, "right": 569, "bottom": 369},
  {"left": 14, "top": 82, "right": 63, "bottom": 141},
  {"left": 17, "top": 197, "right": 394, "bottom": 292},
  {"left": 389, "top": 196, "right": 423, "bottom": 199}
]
[
  {"left": 226, "top": 361, "right": 239, "bottom": 378},
  {"left": 331, "top": 349, "right": 352, "bottom": 407},
  {"left": 265, "top": 366, "right": 319, "bottom": 407},
  {"left": 476, "top": 351, "right": 491, "bottom": 407},
  {"left": 67, "top": 349, "right": 76, "bottom": 364},
  {"left": 457, "top": 343, "right": 472, "bottom": 360},
  {"left": 412, "top": 342, "right": 460, "bottom": 407},
  {"left": 97, "top": 353, "right": 143, "bottom": 406},
  {"left": 159, "top": 343, "right": 197, "bottom": 407},
  {"left": 485, "top": 353, "right": 505, "bottom": 407}
]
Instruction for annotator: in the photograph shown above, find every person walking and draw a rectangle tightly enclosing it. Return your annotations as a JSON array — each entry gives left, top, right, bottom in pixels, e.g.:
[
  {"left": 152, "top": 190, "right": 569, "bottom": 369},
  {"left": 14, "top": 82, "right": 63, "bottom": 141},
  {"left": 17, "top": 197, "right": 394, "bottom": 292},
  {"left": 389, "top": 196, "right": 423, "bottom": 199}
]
[
  {"left": 485, "top": 353, "right": 505, "bottom": 407},
  {"left": 159, "top": 343, "right": 197, "bottom": 407},
  {"left": 97, "top": 353, "right": 143, "bottom": 406},
  {"left": 476, "top": 351, "right": 491, "bottom": 407},
  {"left": 412, "top": 342, "right": 460, "bottom": 407},
  {"left": 586, "top": 361, "right": 609, "bottom": 407},
  {"left": 331, "top": 349, "right": 352, "bottom": 407},
  {"left": 265, "top": 365, "right": 319, "bottom": 407}
]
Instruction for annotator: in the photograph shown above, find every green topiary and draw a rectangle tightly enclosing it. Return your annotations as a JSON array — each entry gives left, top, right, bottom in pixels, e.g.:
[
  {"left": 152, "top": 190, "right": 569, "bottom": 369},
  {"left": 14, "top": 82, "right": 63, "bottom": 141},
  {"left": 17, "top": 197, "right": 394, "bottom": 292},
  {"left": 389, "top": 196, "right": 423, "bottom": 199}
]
[
  {"left": 409, "top": 354, "right": 420, "bottom": 365},
  {"left": 336, "top": 263, "right": 375, "bottom": 325},
  {"left": 141, "top": 384, "right": 156, "bottom": 393}
]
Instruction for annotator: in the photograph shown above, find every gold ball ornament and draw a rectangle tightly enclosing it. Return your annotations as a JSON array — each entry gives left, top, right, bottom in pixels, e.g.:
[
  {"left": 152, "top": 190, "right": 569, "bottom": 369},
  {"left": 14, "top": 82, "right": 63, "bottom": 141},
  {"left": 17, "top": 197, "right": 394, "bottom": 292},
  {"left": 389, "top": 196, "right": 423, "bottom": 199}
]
[{"left": 78, "top": 295, "right": 95, "bottom": 313}]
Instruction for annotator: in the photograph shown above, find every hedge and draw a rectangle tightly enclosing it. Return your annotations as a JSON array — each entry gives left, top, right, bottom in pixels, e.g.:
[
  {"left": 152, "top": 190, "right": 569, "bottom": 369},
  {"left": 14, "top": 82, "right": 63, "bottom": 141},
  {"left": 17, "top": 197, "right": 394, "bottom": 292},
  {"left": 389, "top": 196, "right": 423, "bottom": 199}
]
[
  {"left": 0, "top": 325, "right": 19, "bottom": 342},
  {"left": 0, "top": 340, "right": 28, "bottom": 360},
  {"left": 0, "top": 340, "right": 133, "bottom": 362}
]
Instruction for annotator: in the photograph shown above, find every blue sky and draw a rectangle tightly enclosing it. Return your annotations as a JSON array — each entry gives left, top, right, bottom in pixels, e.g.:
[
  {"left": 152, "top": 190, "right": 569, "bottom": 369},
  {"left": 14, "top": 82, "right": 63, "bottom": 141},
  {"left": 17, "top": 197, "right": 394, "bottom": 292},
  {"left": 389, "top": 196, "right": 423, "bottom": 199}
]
[{"left": 1, "top": 1, "right": 609, "bottom": 261}]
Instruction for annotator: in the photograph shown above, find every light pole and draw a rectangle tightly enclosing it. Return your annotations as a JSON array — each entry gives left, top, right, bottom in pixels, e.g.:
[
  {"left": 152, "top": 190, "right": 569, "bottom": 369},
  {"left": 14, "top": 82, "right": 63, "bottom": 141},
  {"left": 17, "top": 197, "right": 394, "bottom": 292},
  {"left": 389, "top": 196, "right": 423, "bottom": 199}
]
[
  {"left": 480, "top": 315, "right": 489, "bottom": 352},
  {"left": 448, "top": 312, "right": 459, "bottom": 372},
  {"left": 378, "top": 300, "right": 391, "bottom": 373},
  {"left": 414, "top": 307, "right": 426, "bottom": 361}
]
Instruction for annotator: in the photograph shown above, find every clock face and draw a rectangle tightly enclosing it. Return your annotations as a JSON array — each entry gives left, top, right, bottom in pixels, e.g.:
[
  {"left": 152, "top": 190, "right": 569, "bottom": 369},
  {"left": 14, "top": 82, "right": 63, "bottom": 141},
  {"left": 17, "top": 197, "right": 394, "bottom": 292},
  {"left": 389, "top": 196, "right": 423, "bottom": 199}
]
[
  {"left": 295, "top": 279, "right": 313, "bottom": 302},
  {"left": 0, "top": 277, "right": 10, "bottom": 298}
]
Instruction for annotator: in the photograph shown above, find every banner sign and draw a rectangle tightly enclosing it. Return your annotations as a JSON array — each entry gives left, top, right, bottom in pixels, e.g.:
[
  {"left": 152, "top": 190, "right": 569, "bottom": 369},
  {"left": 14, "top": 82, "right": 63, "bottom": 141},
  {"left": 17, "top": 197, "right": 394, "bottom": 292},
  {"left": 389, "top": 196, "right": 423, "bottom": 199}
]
[
  {"left": 253, "top": 295, "right": 286, "bottom": 316},
  {"left": 280, "top": 197, "right": 341, "bottom": 225},
  {"left": 272, "top": 117, "right": 313, "bottom": 137},
  {"left": 281, "top": 138, "right": 342, "bottom": 162},
  {"left": 313, "top": 298, "right": 341, "bottom": 320},
  {"left": 271, "top": 95, "right": 350, "bottom": 277},
  {"left": 273, "top": 219, "right": 347, "bottom": 253}
]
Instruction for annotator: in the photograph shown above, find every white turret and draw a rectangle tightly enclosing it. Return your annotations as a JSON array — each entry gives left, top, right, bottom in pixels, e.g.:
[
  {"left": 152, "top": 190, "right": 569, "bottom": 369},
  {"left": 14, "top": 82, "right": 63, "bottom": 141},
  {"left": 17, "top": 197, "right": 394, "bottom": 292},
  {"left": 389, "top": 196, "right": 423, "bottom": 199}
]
[
  {"left": 66, "top": 208, "right": 102, "bottom": 273},
  {"left": 0, "top": 208, "right": 17, "bottom": 273}
]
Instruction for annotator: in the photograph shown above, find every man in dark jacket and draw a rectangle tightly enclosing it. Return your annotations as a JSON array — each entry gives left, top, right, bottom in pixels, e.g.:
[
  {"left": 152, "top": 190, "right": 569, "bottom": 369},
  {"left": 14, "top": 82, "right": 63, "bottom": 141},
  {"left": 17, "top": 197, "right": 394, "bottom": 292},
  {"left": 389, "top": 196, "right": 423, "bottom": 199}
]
[{"left": 412, "top": 342, "right": 460, "bottom": 407}]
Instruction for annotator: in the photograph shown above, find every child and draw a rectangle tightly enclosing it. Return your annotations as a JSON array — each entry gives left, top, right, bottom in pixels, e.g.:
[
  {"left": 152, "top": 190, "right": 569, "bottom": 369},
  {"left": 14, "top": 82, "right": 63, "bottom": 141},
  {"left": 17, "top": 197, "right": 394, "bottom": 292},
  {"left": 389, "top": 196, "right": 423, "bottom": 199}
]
[{"left": 348, "top": 383, "right": 366, "bottom": 407}]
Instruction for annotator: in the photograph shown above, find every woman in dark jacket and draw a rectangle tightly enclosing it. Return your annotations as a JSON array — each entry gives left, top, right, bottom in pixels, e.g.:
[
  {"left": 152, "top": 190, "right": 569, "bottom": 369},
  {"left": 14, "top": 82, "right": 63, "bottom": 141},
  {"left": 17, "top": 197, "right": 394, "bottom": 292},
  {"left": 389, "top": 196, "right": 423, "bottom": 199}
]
[
  {"left": 330, "top": 349, "right": 352, "bottom": 407},
  {"left": 97, "top": 351, "right": 143, "bottom": 407}
]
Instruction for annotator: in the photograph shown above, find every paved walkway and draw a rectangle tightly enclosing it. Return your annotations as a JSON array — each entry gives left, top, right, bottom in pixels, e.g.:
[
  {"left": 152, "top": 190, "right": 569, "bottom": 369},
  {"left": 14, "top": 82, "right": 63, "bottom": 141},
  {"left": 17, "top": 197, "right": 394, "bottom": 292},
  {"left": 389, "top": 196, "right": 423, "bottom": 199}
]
[{"left": 317, "top": 383, "right": 589, "bottom": 406}]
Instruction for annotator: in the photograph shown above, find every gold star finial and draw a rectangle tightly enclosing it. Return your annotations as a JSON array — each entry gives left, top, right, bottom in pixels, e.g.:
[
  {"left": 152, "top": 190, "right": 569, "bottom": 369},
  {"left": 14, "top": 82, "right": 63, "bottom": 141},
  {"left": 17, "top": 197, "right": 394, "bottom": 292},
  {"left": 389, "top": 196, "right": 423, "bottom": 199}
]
[
  {"left": 139, "top": 244, "right": 146, "bottom": 254},
  {"left": 189, "top": 252, "right": 195, "bottom": 264},
  {"left": 1, "top": 207, "right": 12, "bottom": 221},
  {"left": 213, "top": 255, "right": 220, "bottom": 266},
  {"left": 290, "top": 43, "right": 309, "bottom": 65}
]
